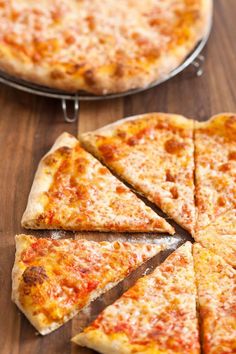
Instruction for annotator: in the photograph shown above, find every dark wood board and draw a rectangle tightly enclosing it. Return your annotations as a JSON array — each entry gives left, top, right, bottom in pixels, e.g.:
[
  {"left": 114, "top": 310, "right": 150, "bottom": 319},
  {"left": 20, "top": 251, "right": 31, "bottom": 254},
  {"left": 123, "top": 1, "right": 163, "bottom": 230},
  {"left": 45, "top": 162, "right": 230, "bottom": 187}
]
[{"left": 0, "top": 1, "right": 236, "bottom": 353}]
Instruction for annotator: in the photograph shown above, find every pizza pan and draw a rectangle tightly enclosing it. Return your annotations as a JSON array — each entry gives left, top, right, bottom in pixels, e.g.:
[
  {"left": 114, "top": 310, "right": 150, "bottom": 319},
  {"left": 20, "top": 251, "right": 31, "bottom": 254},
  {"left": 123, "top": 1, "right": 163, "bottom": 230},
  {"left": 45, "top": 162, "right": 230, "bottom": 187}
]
[{"left": 0, "top": 18, "right": 212, "bottom": 122}]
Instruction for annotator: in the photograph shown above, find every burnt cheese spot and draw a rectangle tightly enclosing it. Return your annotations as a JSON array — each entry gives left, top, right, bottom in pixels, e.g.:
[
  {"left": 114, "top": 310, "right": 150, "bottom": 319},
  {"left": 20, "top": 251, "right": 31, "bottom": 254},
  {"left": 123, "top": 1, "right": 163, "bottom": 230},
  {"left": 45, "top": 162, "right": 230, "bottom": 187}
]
[
  {"left": 228, "top": 151, "right": 236, "bottom": 160},
  {"left": 75, "top": 157, "right": 87, "bottom": 174},
  {"left": 98, "top": 144, "right": 117, "bottom": 161},
  {"left": 164, "top": 138, "right": 185, "bottom": 154},
  {"left": 84, "top": 69, "right": 96, "bottom": 87},
  {"left": 219, "top": 163, "right": 230, "bottom": 172},
  {"left": 217, "top": 196, "right": 226, "bottom": 207},
  {"left": 170, "top": 186, "right": 179, "bottom": 199},
  {"left": 50, "top": 69, "right": 65, "bottom": 80},
  {"left": 98, "top": 167, "right": 109, "bottom": 175},
  {"left": 43, "top": 154, "right": 58, "bottom": 166},
  {"left": 116, "top": 186, "right": 127, "bottom": 194},
  {"left": 57, "top": 146, "right": 72, "bottom": 157},
  {"left": 22, "top": 266, "right": 48, "bottom": 286},
  {"left": 166, "top": 169, "right": 176, "bottom": 182}
]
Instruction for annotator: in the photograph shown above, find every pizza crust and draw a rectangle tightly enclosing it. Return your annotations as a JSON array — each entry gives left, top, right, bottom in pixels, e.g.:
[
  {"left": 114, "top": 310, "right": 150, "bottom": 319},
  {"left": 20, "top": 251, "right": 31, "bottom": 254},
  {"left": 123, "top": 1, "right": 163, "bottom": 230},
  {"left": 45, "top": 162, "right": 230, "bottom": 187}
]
[
  {"left": 73, "top": 330, "right": 137, "bottom": 354},
  {"left": 12, "top": 234, "right": 165, "bottom": 335},
  {"left": 21, "top": 132, "right": 77, "bottom": 229},
  {"left": 0, "top": 0, "right": 212, "bottom": 94}
]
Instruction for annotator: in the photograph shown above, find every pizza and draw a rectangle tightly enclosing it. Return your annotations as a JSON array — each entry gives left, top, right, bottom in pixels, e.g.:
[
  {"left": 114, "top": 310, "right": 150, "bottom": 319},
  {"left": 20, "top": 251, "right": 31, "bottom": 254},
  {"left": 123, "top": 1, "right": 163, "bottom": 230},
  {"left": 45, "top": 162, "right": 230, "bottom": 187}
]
[
  {"left": 80, "top": 113, "right": 195, "bottom": 234},
  {"left": 193, "top": 243, "right": 236, "bottom": 354},
  {"left": 73, "top": 242, "right": 200, "bottom": 354},
  {"left": 195, "top": 113, "right": 236, "bottom": 232},
  {"left": 21, "top": 132, "right": 174, "bottom": 234},
  {"left": 194, "top": 209, "right": 236, "bottom": 268},
  {"left": 0, "top": 0, "right": 212, "bottom": 94},
  {"left": 12, "top": 234, "right": 165, "bottom": 335}
]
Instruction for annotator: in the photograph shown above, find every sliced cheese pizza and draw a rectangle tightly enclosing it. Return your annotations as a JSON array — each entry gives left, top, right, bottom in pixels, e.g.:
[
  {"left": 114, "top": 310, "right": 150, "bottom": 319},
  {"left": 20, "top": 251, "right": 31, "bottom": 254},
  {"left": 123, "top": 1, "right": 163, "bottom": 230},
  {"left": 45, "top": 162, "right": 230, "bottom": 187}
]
[
  {"left": 80, "top": 113, "right": 195, "bottom": 234},
  {"left": 12, "top": 234, "right": 165, "bottom": 335},
  {"left": 193, "top": 243, "right": 236, "bottom": 354},
  {"left": 21, "top": 132, "right": 174, "bottom": 234},
  {"left": 73, "top": 242, "right": 200, "bottom": 354},
  {"left": 0, "top": 1, "right": 212, "bottom": 94},
  {"left": 195, "top": 113, "right": 236, "bottom": 231},
  {"left": 194, "top": 209, "right": 236, "bottom": 268}
]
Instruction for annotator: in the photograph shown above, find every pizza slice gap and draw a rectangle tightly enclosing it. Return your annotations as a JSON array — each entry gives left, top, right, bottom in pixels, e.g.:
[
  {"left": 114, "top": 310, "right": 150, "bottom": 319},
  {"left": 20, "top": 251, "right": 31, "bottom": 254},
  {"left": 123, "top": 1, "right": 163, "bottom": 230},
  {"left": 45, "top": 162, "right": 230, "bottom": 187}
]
[
  {"left": 12, "top": 234, "right": 166, "bottom": 335},
  {"left": 193, "top": 243, "right": 236, "bottom": 354},
  {"left": 80, "top": 113, "right": 195, "bottom": 235},
  {"left": 194, "top": 208, "right": 236, "bottom": 268},
  {"left": 21, "top": 132, "right": 174, "bottom": 234},
  {"left": 72, "top": 242, "right": 200, "bottom": 354},
  {"left": 194, "top": 113, "right": 236, "bottom": 232}
]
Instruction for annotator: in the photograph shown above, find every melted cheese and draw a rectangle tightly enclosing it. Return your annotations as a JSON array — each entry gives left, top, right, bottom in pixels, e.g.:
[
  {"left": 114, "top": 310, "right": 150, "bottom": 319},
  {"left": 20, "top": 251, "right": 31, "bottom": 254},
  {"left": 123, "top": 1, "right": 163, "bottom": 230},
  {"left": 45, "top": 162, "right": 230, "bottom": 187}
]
[
  {"left": 193, "top": 244, "right": 236, "bottom": 354},
  {"left": 22, "top": 133, "right": 174, "bottom": 234},
  {"left": 80, "top": 113, "right": 195, "bottom": 234},
  {"left": 13, "top": 234, "right": 164, "bottom": 334},
  {"left": 74, "top": 242, "right": 200, "bottom": 354},
  {"left": 195, "top": 114, "right": 236, "bottom": 230}
]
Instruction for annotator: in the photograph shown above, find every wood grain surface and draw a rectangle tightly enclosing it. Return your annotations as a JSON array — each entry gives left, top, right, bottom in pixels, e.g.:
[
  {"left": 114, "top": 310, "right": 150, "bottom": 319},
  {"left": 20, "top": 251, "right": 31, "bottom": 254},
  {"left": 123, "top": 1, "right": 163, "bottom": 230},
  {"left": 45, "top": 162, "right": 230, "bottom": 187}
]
[{"left": 0, "top": 1, "right": 236, "bottom": 353}]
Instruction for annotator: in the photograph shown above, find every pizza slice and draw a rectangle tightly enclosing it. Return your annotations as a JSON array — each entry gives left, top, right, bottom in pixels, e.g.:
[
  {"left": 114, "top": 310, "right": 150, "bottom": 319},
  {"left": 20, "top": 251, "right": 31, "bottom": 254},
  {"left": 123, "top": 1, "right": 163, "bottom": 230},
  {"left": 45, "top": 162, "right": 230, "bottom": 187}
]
[
  {"left": 80, "top": 113, "right": 195, "bottom": 234},
  {"left": 21, "top": 132, "right": 174, "bottom": 234},
  {"left": 73, "top": 242, "right": 200, "bottom": 354},
  {"left": 195, "top": 113, "right": 236, "bottom": 231},
  {"left": 12, "top": 234, "right": 165, "bottom": 335},
  {"left": 194, "top": 209, "right": 236, "bottom": 268},
  {"left": 193, "top": 243, "right": 236, "bottom": 354}
]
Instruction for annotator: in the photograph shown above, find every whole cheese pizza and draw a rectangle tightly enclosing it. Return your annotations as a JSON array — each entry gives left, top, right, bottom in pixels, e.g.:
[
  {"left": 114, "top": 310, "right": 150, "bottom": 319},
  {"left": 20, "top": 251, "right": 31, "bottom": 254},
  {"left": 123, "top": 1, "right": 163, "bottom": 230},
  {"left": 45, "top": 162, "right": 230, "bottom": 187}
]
[
  {"left": 195, "top": 113, "right": 236, "bottom": 231},
  {"left": 12, "top": 234, "right": 164, "bottom": 334},
  {"left": 193, "top": 243, "right": 236, "bottom": 354},
  {"left": 21, "top": 132, "right": 174, "bottom": 234},
  {"left": 0, "top": 0, "right": 212, "bottom": 94},
  {"left": 80, "top": 113, "right": 196, "bottom": 234},
  {"left": 73, "top": 242, "right": 200, "bottom": 354}
]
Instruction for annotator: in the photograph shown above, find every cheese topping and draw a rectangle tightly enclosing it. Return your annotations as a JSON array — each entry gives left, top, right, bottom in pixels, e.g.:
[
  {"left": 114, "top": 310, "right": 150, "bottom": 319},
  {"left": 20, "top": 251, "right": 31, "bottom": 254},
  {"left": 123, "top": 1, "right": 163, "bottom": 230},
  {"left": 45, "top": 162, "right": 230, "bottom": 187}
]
[
  {"left": 195, "top": 114, "right": 236, "bottom": 230},
  {"left": 193, "top": 244, "right": 236, "bottom": 354},
  {"left": 13, "top": 234, "right": 164, "bottom": 333},
  {"left": 22, "top": 133, "right": 174, "bottom": 233},
  {"left": 80, "top": 113, "right": 195, "bottom": 234},
  {"left": 75, "top": 242, "right": 200, "bottom": 353}
]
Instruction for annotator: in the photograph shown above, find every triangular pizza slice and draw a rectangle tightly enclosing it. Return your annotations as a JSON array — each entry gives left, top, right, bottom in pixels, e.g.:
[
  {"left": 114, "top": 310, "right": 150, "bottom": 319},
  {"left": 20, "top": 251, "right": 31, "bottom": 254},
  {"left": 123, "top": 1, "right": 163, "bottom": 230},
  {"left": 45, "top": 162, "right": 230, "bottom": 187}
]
[
  {"left": 80, "top": 113, "right": 195, "bottom": 234},
  {"left": 12, "top": 234, "right": 165, "bottom": 335},
  {"left": 73, "top": 242, "right": 200, "bottom": 354},
  {"left": 194, "top": 209, "right": 236, "bottom": 268},
  {"left": 195, "top": 113, "right": 236, "bottom": 231},
  {"left": 193, "top": 243, "right": 236, "bottom": 354},
  {"left": 21, "top": 132, "right": 174, "bottom": 234}
]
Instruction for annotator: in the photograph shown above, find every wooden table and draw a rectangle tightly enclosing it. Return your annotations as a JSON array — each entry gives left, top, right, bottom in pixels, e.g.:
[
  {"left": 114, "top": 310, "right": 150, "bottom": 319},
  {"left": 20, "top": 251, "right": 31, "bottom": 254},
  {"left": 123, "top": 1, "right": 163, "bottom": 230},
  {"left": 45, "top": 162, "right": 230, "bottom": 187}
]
[{"left": 1, "top": 1, "right": 236, "bottom": 353}]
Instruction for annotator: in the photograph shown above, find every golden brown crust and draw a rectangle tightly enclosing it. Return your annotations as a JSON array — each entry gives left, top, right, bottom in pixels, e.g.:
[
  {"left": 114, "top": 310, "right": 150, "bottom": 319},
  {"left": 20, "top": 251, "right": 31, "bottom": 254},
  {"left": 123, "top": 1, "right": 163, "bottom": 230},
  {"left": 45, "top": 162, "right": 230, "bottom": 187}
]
[
  {"left": 21, "top": 133, "right": 78, "bottom": 228},
  {"left": 0, "top": 0, "right": 212, "bottom": 94}
]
